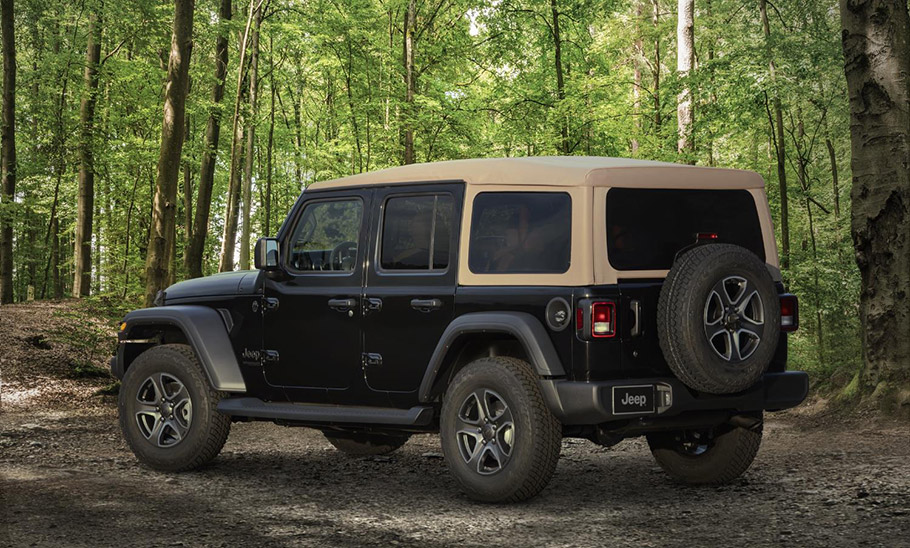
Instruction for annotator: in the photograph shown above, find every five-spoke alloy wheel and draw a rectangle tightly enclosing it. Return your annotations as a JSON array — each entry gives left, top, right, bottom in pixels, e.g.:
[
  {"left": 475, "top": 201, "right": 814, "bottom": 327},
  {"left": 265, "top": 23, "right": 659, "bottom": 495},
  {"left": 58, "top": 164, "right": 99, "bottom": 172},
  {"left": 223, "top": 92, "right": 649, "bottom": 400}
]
[
  {"left": 657, "top": 244, "right": 781, "bottom": 394},
  {"left": 119, "top": 344, "right": 231, "bottom": 472},
  {"left": 441, "top": 357, "right": 561, "bottom": 503},
  {"left": 455, "top": 389, "right": 516, "bottom": 475},
  {"left": 135, "top": 373, "right": 194, "bottom": 447}
]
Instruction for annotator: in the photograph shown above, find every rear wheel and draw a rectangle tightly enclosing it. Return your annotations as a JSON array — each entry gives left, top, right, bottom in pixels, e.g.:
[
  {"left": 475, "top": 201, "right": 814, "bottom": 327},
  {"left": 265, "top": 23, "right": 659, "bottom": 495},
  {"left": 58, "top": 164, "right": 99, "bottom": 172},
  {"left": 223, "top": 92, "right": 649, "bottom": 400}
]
[
  {"left": 119, "top": 344, "right": 231, "bottom": 471},
  {"left": 646, "top": 419, "right": 762, "bottom": 484},
  {"left": 440, "top": 357, "right": 562, "bottom": 503},
  {"left": 323, "top": 431, "right": 410, "bottom": 456}
]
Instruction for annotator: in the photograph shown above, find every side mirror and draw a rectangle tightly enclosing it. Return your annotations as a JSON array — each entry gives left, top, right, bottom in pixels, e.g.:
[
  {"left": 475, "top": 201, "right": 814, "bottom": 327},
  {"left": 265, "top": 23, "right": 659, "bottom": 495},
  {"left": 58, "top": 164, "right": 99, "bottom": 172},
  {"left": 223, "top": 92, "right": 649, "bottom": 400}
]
[{"left": 255, "top": 237, "right": 280, "bottom": 271}]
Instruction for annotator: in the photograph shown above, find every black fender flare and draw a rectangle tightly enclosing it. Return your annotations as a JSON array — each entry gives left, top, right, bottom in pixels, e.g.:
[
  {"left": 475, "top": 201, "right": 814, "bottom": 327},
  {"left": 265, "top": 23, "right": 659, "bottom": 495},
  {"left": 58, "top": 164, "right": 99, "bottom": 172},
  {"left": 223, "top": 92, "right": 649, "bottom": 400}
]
[
  {"left": 417, "top": 311, "right": 566, "bottom": 402},
  {"left": 116, "top": 305, "right": 247, "bottom": 393}
]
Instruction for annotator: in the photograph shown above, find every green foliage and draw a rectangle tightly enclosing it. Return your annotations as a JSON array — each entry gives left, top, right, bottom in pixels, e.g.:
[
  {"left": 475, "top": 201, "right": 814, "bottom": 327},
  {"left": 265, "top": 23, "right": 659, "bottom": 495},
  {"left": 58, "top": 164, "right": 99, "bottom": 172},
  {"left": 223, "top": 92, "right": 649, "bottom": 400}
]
[{"left": 3, "top": 0, "right": 860, "bottom": 388}]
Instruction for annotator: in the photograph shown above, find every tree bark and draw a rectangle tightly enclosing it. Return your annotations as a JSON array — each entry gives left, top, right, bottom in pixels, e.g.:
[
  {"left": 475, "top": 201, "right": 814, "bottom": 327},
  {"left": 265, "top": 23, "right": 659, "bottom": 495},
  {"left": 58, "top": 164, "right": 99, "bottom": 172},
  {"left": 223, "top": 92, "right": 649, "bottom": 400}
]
[
  {"left": 840, "top": 0, "right": 910, "bottom": 388},
  {"left": 402, "top": 0, "right": 416, "bottom": 165},
  {"left": 186, "top": 0, "right": 231, "bottom": 278},
  {"left": 676, "top": 0, "right": 694, "bottom": 159},
  {"left": 144, "top": 0, "right": 195, "bottom": 307},
  {"left": 73, "top": 13, "right": 101, "bottom": 297},
  {"left": 826, "top": 138, "right": 840, "bottom": 218},
  {"left": 220, "top": 0, "right": 259, "bottom": 272},
  {"left": 265, "top": 39, "right": 275, "bottom": 235},
  {"left": 239, "top": 4, "right": 261, "bottom": 271},
  {"left": 551, "top": 0, "right": 568, "bottom": 154},
  {"left": 652, "top": 0, "right": 661, "bottom": 135},
  {"left": 0, "top": 0, "right": 15, "bottom": 304},
  {"left": 632, "top": 0, "right": 643, "bottom": 154},
  {"left": 759, "top": 0, "right": 790, "bottom": 270}
]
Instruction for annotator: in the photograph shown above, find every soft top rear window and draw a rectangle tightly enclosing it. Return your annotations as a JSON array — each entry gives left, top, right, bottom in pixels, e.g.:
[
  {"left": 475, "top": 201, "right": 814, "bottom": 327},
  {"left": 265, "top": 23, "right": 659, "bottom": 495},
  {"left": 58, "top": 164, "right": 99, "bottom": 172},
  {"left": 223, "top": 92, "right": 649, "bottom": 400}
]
[{"left": 606, "top": 188, "right": 765, "bottom": 270}]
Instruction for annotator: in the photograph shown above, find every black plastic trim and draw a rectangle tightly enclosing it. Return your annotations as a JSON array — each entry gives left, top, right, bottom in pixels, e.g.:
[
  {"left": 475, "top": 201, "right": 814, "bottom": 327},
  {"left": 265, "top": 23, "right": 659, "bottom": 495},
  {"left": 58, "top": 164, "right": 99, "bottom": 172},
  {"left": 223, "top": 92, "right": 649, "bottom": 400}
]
[
  {"left": 116, "top": 306, "right": 247, "bottom": 393},
  {"left": 217, "top": 398, "right": 434, "bottom": 426},
  {"left": 417, "top": 311, "right": 566, "bottom": 402},
  {"left": 539, "top": 371, "right": 809, "bottom": 425}
]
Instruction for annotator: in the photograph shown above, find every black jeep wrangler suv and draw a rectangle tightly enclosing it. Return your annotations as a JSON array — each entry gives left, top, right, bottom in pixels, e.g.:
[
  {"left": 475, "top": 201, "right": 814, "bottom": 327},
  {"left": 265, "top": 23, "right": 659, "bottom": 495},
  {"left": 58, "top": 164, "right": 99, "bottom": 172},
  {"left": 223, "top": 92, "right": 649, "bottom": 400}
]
[{"left": 112, "top": 157, "right": 807, "bottom": 502}]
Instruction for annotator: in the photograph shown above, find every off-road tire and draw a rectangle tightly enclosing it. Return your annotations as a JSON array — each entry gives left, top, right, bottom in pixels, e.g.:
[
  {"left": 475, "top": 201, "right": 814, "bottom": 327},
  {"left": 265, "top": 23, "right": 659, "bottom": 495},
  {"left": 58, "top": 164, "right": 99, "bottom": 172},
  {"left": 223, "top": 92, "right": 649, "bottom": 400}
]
[
  {"left": 440, "top": 357, "right": 562, "bottom": 503},
  {"left": 646, "top": 421, "right": 763, "bottom": 484},
  {"left": 119, "top": 344, "right": 231, "bottom": 471},
  {"left": 657, "top": 244, "right": 781, "bottom": 394},
  {"left": 323, "top": 431, "right": 410, "bottom": 456}
]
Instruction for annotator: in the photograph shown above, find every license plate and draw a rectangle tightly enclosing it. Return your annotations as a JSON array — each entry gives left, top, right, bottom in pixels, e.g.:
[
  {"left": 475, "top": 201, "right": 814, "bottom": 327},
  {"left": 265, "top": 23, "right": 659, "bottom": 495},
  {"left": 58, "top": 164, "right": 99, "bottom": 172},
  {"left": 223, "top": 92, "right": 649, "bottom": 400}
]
[{"left": 612, "top": 385, "right": 655, "bottom": 415}]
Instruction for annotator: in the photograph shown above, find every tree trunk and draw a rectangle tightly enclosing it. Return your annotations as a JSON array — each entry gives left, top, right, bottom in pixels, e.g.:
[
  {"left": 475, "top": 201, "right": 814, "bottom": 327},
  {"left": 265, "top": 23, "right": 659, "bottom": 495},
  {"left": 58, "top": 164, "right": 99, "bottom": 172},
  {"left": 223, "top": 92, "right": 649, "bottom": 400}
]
[
  {"left": 239, "top": 5, "right": 261, "bottom": 271},
  {"left": 402, "top": 0, "right": 416, "bottom": 165},
  {"left": 220, "top": 0, "right": 258, "bottom": 272},
  {"left": 144, "top": 0, "right": 195, "bottom": 308},
  {"left": 0, "top": 0, "right": 15, "bottom": 304},
  {"left": 676, "top": 0, "right": 694, "bottom": 159},
  {"left": 759, "top": 0, "right": 790, "bottom": 270},
  {"left": 186, "top": 0, "right": 230, "bottom": 279},
  {"left": 265, "top": 41, "right": 275, "bottom": 235},
  {"left": 551, "top": 0, "right": 568, "bottom": 154},
  {"left": 826, "top": 138, "right": 840, "bottom": 218},
  {"left": 632, "top": 1, "right": 643, "bottom": 154},
  {"left": 840, "top": 0, "right": 910, "bottom": 388},
  {"left": 74, "top": 13, "right": 101, "bottom": 297},
  {"left": 652, "top": 0, "right": 661, "bottom": 135}
]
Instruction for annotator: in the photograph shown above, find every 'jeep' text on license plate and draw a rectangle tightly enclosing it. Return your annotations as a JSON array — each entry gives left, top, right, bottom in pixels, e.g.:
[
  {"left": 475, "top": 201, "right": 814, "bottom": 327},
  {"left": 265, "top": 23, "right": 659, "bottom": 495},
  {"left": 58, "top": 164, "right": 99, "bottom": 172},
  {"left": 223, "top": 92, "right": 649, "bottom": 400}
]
[{"left": 612, "top": 385, "right": 655, "bottom": 415}]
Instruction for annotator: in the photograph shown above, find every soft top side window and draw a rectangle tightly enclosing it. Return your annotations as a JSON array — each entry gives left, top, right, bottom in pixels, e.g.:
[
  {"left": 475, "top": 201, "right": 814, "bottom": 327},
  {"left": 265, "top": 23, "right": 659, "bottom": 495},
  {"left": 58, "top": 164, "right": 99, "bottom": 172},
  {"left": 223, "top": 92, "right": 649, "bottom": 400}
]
[
  {"left": 380, "top": 194, "right": 454, "bottom": 271},
  {"left": 468, "top": 192, "right": 572, "bottom": 274},
  {"left": 287, "top": 198, "right": 363, "bottom": 272}
]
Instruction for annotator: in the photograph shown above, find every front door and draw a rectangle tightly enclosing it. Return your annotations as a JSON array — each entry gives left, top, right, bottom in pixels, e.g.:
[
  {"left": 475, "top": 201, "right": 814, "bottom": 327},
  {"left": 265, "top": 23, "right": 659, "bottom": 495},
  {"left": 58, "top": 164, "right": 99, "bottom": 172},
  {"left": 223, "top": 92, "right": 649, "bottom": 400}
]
[
  {"left": 361, "top": 185, "right": 463, "bottom": 403},
  {"left": 263, "top": 190, "right": 371, "bottom": 403}
]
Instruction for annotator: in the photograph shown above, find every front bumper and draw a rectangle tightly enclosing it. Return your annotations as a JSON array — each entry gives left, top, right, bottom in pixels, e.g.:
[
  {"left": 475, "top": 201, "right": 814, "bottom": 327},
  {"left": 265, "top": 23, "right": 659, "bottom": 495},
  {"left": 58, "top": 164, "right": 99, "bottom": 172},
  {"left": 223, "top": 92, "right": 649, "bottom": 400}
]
[{"left": 540, "top": 371, "right": 809, "bottom": 425}]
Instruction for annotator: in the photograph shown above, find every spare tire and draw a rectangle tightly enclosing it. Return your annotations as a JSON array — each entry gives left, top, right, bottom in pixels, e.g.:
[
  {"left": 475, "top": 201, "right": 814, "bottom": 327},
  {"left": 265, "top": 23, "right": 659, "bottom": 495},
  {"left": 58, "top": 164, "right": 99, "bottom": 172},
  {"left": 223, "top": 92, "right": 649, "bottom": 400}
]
[{"left": 657, "top": 244, "right": 780, "bottom": 394}]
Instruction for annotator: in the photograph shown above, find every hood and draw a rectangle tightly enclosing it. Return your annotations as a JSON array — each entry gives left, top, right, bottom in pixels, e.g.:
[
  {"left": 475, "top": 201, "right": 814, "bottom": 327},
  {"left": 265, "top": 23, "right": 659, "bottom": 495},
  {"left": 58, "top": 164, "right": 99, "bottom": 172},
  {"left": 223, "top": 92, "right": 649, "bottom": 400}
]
[{"left": 163, "top": 270, "right": 261, "bottom": 303}]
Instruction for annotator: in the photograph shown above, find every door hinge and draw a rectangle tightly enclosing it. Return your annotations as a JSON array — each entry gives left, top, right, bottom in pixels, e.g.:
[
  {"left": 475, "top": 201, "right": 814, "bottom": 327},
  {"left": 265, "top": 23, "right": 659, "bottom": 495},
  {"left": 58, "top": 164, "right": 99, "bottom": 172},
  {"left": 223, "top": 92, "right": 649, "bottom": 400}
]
[
  {"left": 361, "top": 353, "right": 383, "bottom": 367},
  {"left": 262, "top": 349, "right": 280, "bottom": 365}
]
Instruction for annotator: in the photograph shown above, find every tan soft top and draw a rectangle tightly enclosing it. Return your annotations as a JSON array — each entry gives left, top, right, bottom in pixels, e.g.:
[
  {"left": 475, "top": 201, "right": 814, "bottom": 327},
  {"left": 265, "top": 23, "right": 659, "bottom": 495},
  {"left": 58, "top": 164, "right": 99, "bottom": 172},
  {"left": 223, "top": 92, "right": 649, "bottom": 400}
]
[{"left": 309, "top": 156, "right": 765, "bottom": 191}]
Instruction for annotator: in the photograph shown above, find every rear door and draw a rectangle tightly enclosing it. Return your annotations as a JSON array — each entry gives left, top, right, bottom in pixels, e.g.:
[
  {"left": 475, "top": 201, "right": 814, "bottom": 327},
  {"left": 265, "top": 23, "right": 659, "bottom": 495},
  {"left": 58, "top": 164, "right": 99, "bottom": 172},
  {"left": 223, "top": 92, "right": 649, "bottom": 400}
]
[
  {"left": 605, "top": 188, "right": 767, "bottom": 377},
  {"left": 361, "top": 184, "right": 463, "bottom": 401}
]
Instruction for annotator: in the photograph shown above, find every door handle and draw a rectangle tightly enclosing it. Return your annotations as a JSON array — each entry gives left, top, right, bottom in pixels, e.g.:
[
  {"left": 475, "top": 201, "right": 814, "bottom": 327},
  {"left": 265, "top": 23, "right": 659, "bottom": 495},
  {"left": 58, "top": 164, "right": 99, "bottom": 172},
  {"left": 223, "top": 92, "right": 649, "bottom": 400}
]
[
  {"left": 410, "top": 298, "right": 443, "bottom": 312},
  {"left": 328, "top": 297, "right": 357, "bottom": 312},
  {"left": 630, "top": 300, "right": 642, "bottom": 337},
  {"left": 363, "top": 297, "right": 383, "bottom": 313}
]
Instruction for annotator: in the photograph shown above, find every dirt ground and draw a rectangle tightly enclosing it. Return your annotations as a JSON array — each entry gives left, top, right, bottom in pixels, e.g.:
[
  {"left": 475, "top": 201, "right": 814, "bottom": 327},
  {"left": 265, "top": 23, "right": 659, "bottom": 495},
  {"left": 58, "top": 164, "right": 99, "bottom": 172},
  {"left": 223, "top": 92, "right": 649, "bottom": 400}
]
[{"left": 2, "top": 301, "right": 909, "bottom": 547}]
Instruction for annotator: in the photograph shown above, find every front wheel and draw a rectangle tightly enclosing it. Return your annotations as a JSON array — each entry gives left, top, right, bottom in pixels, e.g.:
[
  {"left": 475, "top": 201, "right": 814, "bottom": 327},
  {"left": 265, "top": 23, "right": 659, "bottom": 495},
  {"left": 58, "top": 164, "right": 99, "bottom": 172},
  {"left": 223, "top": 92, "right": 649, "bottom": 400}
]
[
  {"left": 440, "top": 357, "right": 562, "bottom": 503},
  {"left": 119, "top": 344, "right": 231, "bottom": 471},
  {"left": 646, "top": 419, "right": 762, "bottom": 484}
]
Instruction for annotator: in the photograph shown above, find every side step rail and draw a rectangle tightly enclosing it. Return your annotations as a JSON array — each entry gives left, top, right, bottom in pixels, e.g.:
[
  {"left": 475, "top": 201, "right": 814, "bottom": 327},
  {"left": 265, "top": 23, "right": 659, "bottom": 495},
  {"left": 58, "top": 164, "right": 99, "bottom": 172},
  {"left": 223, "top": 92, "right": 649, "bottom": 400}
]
[{"left": 217, "top": 397, "right": 434, "bottom": 426}]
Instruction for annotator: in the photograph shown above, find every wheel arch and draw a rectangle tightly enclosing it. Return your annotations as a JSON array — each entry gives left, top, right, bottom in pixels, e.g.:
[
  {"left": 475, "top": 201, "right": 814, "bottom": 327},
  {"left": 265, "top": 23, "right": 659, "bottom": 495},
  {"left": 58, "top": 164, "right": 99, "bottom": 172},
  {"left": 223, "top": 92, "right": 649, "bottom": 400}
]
[
  {"left": 418, "top": 312, "right": 566, "bottom": 402},
  {"left": 114, "top": 305, "right": 247, "bottom": 393}
]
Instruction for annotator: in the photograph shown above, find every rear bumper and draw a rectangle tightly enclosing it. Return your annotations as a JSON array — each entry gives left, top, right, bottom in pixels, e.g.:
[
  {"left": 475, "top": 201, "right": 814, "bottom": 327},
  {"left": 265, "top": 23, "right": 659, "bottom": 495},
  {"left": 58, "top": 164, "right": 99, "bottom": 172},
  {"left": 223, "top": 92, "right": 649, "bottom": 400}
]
[{"left": 540, "top": 371, "right": 809, "bottom": 425}]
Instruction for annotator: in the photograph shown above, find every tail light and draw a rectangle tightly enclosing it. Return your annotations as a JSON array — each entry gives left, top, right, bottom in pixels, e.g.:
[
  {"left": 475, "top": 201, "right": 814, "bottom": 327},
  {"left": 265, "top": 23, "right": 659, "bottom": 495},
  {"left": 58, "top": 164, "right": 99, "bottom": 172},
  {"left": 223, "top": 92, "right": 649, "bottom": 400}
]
[
  {"left": 780, "top": 294, "right": 799, "bottom": 332},
  {"left": 576, "top": 299, "right": 616, "bottom": 339}
]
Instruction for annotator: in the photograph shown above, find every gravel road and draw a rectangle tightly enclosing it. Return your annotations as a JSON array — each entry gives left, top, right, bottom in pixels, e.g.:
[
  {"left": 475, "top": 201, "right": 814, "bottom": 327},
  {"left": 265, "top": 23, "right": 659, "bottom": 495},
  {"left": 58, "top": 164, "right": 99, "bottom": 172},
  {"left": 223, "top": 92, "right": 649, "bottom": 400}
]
[
  {"left": 1, "top": 301, "right": 908, "bottom": 547},
  {"left": 2, "top": 405, "right": 908, "bottom": 548}
]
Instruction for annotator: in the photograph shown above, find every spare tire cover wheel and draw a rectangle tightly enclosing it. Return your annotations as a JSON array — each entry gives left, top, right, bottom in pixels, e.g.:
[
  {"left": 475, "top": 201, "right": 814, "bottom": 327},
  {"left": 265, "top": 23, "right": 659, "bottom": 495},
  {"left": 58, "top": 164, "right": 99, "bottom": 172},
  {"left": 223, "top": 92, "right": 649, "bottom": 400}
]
[{"left": 657, "top": 244, "right": 781, "bottom": 395}]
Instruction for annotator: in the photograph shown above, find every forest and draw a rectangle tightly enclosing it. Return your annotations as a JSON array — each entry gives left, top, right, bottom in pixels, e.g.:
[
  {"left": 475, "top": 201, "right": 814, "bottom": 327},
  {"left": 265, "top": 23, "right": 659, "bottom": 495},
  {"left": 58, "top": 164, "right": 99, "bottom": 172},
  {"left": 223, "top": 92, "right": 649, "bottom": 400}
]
[{"left": 0, "top": 0, "right": 907, "bottom": 400}]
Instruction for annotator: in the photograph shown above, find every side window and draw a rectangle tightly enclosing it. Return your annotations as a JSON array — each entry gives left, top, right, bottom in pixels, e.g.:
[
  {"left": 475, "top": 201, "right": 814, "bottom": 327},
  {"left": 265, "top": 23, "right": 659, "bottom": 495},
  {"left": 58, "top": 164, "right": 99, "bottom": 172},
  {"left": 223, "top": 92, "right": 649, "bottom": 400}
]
[
  {"left": 469, "top": 192, "right": 571, "bottom": 274},
  {"left": 288, "top": 199, "right": 363, "bottom": 272},
  {"left": 380, "top": 195, "right": 454, "bottom": 271}
]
